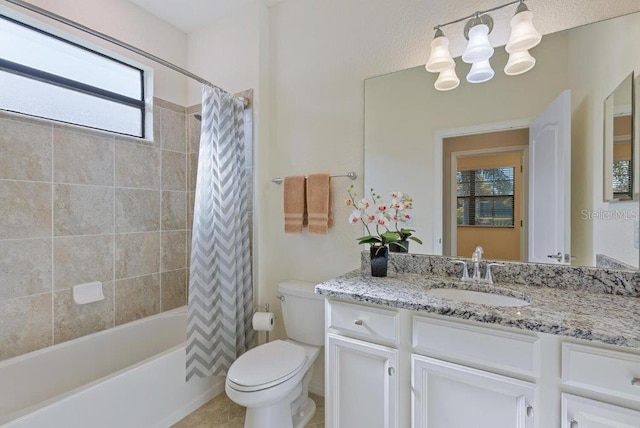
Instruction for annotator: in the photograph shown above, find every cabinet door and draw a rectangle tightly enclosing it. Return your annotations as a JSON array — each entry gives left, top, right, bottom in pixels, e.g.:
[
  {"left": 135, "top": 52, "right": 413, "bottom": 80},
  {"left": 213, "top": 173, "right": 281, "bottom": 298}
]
[
  {"left": 327, "top": 333, "right": 398, "bottom": 428},
  {"left": 562, "top": 394, "right": 640, "bottom": 427},
  {"left": 412, "top": 354, "right": 536, "bottom": 428}
]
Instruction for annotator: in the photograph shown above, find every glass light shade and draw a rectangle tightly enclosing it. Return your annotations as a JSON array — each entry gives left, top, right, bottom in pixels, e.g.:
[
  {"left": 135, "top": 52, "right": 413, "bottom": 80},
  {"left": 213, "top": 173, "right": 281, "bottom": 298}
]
[
  {"left": 434, "top": 66, "right": 460, "bottom": 91},
  {"left": 462, "top": 24, "right": 494, "bottom": 64},
  {"left": 426, "top": 35, "right": 455, "bottom": 73},
  {"left": 504, "top": 49, "right": 536, "bottom": 75},
  {"left": 466, "top": 59, "right": 495, "bottom": 83},
  {"left": 506, "top": 10, "right": 542, "bottom": 53}
]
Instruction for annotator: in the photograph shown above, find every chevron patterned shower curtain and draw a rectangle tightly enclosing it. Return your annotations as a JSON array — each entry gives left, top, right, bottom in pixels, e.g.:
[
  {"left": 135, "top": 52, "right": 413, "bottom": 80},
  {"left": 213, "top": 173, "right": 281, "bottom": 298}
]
[{"left": 186, "top": 86, "right": 254, "bottom": 380}]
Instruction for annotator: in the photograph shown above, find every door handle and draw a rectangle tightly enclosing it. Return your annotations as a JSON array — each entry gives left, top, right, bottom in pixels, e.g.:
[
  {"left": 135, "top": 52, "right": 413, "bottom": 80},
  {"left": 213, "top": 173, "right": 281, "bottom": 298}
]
[
  {"left": 570, "top": 419, "right": 578, "bottom": 428},
  {"left": 547, "top": 252, "right": 563, "bottom": 262},
  {"left": 388, "top": 367, "right": 395, "bottom": 376}
]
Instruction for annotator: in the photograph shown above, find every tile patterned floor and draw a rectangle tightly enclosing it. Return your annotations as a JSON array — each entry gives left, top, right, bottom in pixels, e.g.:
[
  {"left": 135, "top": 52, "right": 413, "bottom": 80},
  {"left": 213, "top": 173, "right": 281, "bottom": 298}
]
[{"left": 172, "top": 392, "right": 325, "bottom": 428}]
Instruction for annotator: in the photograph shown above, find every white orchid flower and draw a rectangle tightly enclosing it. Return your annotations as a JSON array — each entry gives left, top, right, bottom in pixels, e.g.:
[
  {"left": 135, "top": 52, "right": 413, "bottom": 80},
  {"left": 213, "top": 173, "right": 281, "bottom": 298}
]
[{"left": 348, "top": 209, "right": 361, "bottom": 224}]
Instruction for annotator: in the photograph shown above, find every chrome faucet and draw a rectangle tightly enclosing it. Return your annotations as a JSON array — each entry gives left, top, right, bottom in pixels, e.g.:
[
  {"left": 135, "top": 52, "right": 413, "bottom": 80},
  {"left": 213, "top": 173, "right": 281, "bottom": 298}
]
[
  {"left": 484, "top": 262, "right": 505, "bottom": 285},
  {"left": 471, "top": 246, "right": 484, "bottom": 281}
]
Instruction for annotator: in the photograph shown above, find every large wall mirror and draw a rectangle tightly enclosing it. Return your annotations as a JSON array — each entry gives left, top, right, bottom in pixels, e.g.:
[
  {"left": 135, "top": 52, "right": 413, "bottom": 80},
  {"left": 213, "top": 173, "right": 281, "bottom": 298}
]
[{"left": 365, "top": 11, "right": 640, "bottom": 269}]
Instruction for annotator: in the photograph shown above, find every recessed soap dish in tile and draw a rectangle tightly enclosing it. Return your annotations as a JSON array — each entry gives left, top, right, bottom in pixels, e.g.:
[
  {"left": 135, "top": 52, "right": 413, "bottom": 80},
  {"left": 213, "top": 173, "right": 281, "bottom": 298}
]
[{"left": 73, "top": 282, "right": 104, "bottom": 305}]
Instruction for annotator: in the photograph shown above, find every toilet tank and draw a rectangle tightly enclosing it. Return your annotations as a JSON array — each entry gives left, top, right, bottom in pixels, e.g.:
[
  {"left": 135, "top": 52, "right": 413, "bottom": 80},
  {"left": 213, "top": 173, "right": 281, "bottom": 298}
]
[{"left": 278, "top": 280, "right": 325, "bottom": 346}]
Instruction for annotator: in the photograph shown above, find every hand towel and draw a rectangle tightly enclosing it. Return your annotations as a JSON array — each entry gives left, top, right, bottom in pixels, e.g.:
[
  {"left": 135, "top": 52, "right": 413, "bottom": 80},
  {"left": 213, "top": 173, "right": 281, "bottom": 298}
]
[
  {"left": 306, "top": 174, "right": 333, "bottom": 234},
  {"left": 284, "top": 176, "right": 306, "bottom": 233}
]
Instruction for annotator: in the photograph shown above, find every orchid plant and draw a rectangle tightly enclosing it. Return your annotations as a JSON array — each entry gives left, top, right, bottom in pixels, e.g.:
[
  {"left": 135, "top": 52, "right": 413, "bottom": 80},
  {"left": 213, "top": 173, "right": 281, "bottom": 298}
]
[{"left": 346, "top": 186, "right": 422, "bottom": 252}]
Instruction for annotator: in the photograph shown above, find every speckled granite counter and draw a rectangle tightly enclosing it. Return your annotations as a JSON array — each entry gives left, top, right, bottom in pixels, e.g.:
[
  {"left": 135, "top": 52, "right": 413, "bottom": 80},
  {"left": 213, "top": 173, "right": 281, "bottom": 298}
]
[{"left": 316, "top": 269, "right": 640, "bottom": 349}]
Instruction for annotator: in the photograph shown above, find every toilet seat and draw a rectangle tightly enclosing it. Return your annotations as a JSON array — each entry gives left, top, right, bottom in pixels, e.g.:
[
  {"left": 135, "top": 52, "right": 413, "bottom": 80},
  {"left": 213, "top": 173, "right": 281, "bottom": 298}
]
[{"left": 227, "top": 340, "right": 306, "bottom": 392}]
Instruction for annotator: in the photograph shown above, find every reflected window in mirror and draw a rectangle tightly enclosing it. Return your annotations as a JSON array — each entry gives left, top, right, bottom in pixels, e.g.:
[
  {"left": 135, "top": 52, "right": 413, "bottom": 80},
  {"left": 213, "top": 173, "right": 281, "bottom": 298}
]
[{"left": 457, "top": 167, "right": 515, "bottom": 227}]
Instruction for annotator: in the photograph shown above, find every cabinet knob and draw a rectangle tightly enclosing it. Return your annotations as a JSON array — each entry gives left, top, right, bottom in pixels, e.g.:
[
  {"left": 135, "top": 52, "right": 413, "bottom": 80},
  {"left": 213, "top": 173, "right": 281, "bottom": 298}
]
[
  {"left": 526, "top": 405, "right": 533, "bottom": 417},
  {"left": 388, "top": 367, "right": 395, "bottom": 376},
  {"left": 632, "top": 378, "right": 640, "bottom": 387},
  {"left": 570, "top": 419, "right": 578, "bottom": 428},
  {"left": 354, "top": 320, "right": 363, "bottom": 326}
]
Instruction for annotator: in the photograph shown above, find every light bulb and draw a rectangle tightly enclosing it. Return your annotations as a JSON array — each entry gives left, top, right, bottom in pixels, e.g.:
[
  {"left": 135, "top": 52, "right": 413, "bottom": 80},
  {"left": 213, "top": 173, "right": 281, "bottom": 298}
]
[
  {"left": 506, "top": 3, "right": 542, "bottom": 53},
  {"left": 504, "top": 49, "right": 536, "bottom": 75},
  {"left": 435, "top": 65, "right": 460, "bottom": 91},
  {"left": 426, "top": 30, "right": 455, "bottom": 73},
  {"left": 467, "top": 59, "right": 495, "bottom": 83},
  {"left": 462, "top": 23, "right": 494, "bottom": 64}
]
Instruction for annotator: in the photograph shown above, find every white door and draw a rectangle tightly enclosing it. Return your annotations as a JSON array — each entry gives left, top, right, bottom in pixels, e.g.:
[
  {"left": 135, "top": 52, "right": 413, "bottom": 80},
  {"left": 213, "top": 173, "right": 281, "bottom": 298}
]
[
  {"left": 562, "top": 394, "right": 640, "bottom": 427},
  {"left": 412, "top": 354, "right": 536, "bottom": 428},
  {"left": 327, "top": 333, "right": 398, "bottom": 428},
  {"left": 528, "top": 90, "right": 571, "bottom": 264}
]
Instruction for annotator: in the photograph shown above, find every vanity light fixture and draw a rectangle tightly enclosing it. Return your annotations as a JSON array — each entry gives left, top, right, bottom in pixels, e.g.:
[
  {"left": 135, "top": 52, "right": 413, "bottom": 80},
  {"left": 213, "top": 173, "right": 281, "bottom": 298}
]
[{"left": 426, "top": 0, "right": 541, "bottom": 91}]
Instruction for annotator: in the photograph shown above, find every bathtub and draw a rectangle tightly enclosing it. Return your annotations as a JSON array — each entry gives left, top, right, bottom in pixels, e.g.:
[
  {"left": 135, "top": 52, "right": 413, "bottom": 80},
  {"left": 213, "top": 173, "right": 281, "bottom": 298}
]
[{"left": 0, "top": 307, "right": 223, "bottom": 427}]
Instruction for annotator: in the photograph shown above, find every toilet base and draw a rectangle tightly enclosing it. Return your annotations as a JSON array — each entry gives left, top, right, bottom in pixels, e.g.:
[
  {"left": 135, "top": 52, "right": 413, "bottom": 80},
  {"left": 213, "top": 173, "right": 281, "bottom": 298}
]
[{"left": 292, "top": 397, "right": 316, "bottom": 428}]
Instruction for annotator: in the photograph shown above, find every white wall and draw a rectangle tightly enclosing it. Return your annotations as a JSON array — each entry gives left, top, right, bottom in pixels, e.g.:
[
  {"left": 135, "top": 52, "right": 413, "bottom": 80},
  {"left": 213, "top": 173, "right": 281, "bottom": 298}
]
[
  {"left": 12, "top": 0, "right": 188, "bottom": 105},
  {"left": 568, "top": 13, "right": 640, "bottom": 267}
]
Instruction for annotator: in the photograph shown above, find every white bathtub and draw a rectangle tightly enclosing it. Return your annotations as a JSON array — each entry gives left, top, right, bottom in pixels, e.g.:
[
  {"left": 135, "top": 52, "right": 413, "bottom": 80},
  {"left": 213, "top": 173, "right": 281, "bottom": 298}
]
[{"left": 0, "top": 308, "right": 223, "bottom": 427}]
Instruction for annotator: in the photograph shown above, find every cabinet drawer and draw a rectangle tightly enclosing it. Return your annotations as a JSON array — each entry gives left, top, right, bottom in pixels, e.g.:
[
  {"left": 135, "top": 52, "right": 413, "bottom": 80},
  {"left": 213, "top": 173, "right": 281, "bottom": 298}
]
[
  {"left": 413, "top": 315, "right": 540, "bottom": 377},
  {"left": 562, "top": 342, "right": 640, "bottom": 401},
  {"left": 327, "top": 300, "right": 399, "bottom": 345}
]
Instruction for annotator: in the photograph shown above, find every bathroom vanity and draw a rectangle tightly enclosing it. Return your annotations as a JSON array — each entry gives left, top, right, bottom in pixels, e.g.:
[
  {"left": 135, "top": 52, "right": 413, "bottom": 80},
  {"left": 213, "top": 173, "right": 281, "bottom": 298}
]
[{"left": 317, "top": 253, "right": 640, "bottom": 428}]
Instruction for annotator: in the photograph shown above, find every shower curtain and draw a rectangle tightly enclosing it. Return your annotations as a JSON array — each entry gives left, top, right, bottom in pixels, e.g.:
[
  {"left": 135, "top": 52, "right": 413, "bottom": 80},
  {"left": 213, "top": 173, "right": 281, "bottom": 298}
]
[{"left": 186, "top": 86, "right": 254, "bottom": 380}]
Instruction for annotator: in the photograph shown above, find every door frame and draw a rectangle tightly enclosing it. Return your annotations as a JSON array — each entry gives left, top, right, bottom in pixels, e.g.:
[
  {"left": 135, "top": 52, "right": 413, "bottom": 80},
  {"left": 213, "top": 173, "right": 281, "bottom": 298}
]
[
  {"left": 433, "top": 118, "right": 532, "bottom": 256},
  {"left": 449, "top": 146, "right": 529, "bottom": 260}
]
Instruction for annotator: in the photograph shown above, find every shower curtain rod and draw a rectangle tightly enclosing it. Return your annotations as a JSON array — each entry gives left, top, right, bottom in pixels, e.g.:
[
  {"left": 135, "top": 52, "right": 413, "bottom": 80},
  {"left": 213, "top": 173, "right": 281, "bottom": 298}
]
[{"left": 2, "top": 0, "right": 249, "bottom": 108}]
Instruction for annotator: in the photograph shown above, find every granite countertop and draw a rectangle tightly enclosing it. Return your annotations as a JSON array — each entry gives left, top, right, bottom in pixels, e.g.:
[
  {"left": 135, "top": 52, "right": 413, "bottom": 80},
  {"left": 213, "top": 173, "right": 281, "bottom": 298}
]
[{"left": 315, "top": 269, "right": 640, "bottom": 349}]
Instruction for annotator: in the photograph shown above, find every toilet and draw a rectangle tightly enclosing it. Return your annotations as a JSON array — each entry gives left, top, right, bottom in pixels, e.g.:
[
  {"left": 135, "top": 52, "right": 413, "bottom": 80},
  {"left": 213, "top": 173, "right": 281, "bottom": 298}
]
[{"left": 225, "top": 280, "right": 324, "bottom": 428}]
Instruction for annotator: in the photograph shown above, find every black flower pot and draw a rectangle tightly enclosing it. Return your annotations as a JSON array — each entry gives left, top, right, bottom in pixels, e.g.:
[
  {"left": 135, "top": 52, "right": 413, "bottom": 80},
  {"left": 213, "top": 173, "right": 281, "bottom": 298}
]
[
  {"left": 389, "top": 240, "right": 409, "bottom": 253},
  {"left": 370, "top": 245, "right": 389, "bottom": 277}
]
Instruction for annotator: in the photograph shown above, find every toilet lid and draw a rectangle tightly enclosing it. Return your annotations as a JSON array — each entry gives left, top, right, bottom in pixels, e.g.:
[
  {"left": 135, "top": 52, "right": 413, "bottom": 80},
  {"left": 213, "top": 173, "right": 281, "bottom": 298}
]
[{"left": 227, "top": 340, "right": 306, "bottom": 390}]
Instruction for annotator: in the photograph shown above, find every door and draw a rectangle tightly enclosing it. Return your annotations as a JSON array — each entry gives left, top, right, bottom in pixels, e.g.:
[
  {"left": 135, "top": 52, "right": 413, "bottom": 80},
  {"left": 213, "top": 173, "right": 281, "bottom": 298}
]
[
  {"left": 327, "top": 333, "right": 398, "bottom": 428},
  {"left": 528, "top": 90, "right": 571, "bottom": 264},
  {"left": 412, "top": 354, "right": 536, "bottom": 428},
  {"left": 562, "top": 394, "right": 640, "bottom": 427}
]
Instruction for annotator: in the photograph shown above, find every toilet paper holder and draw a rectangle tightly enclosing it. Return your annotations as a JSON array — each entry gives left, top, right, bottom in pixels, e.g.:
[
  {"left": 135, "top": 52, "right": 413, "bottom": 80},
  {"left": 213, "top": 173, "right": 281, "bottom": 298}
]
[{"left": 254, "top": 303, "right": 277, "bottom": 342}]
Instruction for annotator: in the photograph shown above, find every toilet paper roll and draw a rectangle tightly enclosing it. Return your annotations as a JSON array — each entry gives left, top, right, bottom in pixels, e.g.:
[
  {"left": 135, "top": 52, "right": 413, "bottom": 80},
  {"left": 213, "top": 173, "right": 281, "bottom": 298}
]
[{"left": 252, "top": 312, "right": 275, "bottom": 332}]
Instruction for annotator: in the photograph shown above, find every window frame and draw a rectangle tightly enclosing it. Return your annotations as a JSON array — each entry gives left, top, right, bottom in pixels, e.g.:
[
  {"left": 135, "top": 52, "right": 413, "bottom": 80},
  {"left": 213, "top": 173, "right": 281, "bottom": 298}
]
[{"left": 0, "top": 13, "right": 146, "bottom": 138}]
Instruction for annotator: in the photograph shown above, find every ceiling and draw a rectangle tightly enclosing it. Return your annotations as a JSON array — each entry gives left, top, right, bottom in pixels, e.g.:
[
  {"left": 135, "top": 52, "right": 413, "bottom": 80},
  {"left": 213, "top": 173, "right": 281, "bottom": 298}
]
[{"left": 128, "top": 0, "right": 285, "bottom": 33}]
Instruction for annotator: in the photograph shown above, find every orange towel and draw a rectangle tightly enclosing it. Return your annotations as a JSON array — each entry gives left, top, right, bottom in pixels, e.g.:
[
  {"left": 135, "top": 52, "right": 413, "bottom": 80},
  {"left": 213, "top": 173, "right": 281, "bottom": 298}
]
[
  {"left": 307, "top": 174, "right": 333, "bottom": 234},
  {"left": 284, "top": 176, "right": 306, "bottom": 234}
]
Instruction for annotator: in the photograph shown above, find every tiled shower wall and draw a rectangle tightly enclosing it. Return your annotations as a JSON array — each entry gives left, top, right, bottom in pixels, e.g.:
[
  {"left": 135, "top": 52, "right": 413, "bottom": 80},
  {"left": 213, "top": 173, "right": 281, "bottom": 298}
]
[{"left": 0, "top": 98, "right": 195, "bottom": 361}]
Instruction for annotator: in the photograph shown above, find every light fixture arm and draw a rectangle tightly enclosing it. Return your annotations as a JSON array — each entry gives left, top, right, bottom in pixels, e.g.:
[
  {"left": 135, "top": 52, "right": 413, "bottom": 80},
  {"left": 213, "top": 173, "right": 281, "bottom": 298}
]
[{"left": 433, "top": 0, "right": 525, "bottom": 31}]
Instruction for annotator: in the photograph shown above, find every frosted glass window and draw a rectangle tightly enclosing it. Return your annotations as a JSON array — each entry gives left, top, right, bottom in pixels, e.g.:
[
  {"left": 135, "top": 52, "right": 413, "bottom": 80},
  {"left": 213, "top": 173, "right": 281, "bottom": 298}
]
[{"left": 0, "top": 14, "right": 145, "bottom": 137}]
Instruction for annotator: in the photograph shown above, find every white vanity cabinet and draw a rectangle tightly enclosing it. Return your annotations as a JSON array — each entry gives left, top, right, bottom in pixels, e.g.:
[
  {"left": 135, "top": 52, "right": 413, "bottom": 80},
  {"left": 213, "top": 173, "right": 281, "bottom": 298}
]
[
  {"left": 412, "top": 355, "right": 536, "bottom": 428},
  {"left": 411, "top": 315, "right": 538, "bottom": 428},
  {"left": 561, "top": 394, "right": 640, "bottom": 427},
  {"left": 325, "top": 300, "right": 401, "bottom": 428},
  {"left": 323, "top": 297, "right": 640, "bottom": 428}
]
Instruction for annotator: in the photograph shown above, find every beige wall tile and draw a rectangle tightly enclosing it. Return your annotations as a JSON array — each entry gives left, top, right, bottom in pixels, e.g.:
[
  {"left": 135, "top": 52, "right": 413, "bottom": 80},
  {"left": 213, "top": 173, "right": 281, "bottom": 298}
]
[
  {"left": 53, "top": 282, "right": 114, "bottom": 344},
  {"left": 162, "top": 231, "right": 186, "bottom": 271},
  {"left": 162, "top": 191, "right": 187, "bottom": 231},
  {"left": 53, "top": 129, "right": 114, "bottom": 185},
  {"left": 161, "top": 269, "right": 186, "bottom": 311},
  {"left": 187, "top": 114, "right": 200, "bottom": 153},
  {"left": 115, "top": 188, "right": 160, "bottom": 233},
  {"left": 115, "top": 274, "right": 160, "bottom": 325},
  {"left": 162, "top": 150, "right": 186, "bottom": 191},
  {"left": 188, "top": 152, "right": 198, "bottom": 192},
  {"left": 115, "top": 141, "right": 160, "bottom": 189},
  {"left": 0, "top": 181, "right": 52, "bottom": 240},
  {"left": 0, "top": 239, "right": 52, "bottom": 300},
  {"left": 54, "top": 235, "right": 113, "bottom": 290},
  {"left": 54, "top": 184, "right": 114, "bottom": 236},
  {"left": 115, "top": 232, "right": 160, "bottom": 279},
  {"left": 0, "top": 118, "right": 52, "bottom": 182},
  {"left": 160, "top": 108, "right": 186, "bottom": 153},
  {"left": 187, "top": 191, "right": 195, "bottom": 231},
  {"left": 0, "top": 294, "right": 52, "bottom": 361},
  {"left": 152, "top": 105, "right": 161, "bottom": 146}
]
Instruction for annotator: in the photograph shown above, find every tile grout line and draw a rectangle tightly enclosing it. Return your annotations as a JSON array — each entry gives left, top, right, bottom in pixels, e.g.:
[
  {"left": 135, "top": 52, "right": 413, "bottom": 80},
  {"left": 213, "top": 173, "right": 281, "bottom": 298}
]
[
  {"left": 50, "top": 122, "right": 55, "bottom": 346},
  {"left": 112, "top": 136, "right": 116, "bottom": 328}
]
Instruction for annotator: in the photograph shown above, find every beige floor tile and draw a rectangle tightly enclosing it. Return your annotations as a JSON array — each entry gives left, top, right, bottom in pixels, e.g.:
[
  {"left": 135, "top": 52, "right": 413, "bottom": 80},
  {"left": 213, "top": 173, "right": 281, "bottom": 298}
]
[{"left": 172, "top": 392, "right": 324, "bottom": 428}]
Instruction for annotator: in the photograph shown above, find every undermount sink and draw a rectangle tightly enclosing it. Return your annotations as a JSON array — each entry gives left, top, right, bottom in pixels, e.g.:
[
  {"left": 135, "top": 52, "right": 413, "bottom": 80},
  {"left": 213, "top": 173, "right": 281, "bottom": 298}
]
[{"left": 426, "top": 288, "right": 531, "bottom": 307}]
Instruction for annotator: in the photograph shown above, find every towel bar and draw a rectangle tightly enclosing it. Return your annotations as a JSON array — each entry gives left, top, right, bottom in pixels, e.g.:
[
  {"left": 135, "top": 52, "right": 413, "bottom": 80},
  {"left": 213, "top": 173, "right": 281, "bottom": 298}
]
[{"left": 271, "top": 172, "right": 357, "bottom": 184}]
